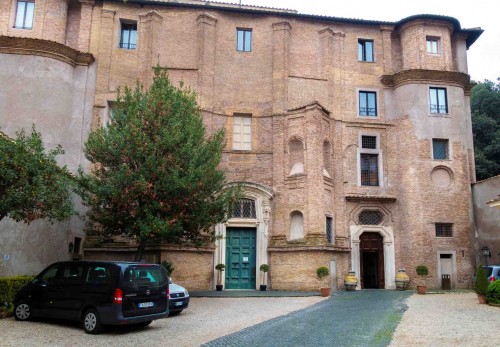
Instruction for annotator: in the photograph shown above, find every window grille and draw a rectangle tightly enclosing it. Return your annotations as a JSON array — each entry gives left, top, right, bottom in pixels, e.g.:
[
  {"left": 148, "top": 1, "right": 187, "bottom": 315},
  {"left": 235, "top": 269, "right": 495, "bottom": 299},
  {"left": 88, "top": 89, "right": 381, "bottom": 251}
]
[
  {"left": 360, "top": 154, "right": 379, "bottom": 186},
  {"left": 432, "top": 139, "right": 448, "bottom": 160},
  {"left": 435, "top": 223, "right": 453, "bottom": 237},
  {"left": 232, "top": 199, "right": 256, "bottom": 219},
  {"left": 362, "top": 136, "right": 377, "bottom": 149},
  {"left": 358, "top": 210, "right": 384, "bottom": 225},
  {"left": 325, "top": 216, "right": 333, "bottom": 243}
]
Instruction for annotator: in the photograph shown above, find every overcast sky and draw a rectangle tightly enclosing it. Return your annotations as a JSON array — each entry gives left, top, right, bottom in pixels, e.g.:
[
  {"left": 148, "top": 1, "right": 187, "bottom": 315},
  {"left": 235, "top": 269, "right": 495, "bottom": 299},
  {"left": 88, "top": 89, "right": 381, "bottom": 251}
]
[{"left": 231, "top": 0, "right": 499, "bottom": 82}]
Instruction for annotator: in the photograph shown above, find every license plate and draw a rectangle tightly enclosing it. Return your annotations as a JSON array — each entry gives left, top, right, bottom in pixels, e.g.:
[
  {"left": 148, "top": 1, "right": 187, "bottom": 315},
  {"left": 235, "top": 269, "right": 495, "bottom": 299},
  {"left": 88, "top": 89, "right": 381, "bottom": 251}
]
[
  {"left": 174, "top": 301, "right": 183, "bottom": 306},
  {"left": 138, "top": 302, "right": 154, "bottom": 308}
]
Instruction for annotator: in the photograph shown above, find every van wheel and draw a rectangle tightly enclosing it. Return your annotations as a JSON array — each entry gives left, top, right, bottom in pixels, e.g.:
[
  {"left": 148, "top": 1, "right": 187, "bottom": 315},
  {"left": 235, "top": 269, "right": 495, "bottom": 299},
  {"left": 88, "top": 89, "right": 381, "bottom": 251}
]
[
  {"left": 14, "top": 302, "right": 31, "bottom": 321},
  {"left": 83, "top": 308, "right": 103, "bottom": 334}
]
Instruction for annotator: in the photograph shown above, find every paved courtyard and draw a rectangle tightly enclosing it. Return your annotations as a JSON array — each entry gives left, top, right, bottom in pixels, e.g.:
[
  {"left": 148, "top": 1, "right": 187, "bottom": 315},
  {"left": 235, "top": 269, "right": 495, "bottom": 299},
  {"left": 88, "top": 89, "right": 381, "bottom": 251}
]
[{"left": 0, "top": 291, "right": 498, "bottom": 346}]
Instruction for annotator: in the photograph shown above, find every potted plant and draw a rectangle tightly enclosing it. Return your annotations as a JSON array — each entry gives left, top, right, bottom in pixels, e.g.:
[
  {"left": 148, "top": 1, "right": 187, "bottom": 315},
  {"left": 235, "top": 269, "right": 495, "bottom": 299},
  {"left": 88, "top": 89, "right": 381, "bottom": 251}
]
[
  {"left": 485, "top": 279, "right": 500, "bottom": 306},
  {"left": 474, "top": 265, "right": 489, "bottom": 304},
  {"left": 259, "top": 264, "right": 269, "bottom": 291},
  {"left": 317, "top": 266, "right": 330, "bottom": 297},
  {"left": 215, "top": 263, "right": 225, "bottom": 291},
  {"left": 415, "top": 265, "right": 429, "bottom": 294}
]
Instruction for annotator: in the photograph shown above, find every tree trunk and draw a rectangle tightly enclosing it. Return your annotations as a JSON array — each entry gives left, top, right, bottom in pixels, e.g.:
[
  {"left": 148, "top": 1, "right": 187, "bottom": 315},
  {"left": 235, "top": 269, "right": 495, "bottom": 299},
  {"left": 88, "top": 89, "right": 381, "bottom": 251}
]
[{"left": 134, "top": 238, "right": 146, "bottom": 262}]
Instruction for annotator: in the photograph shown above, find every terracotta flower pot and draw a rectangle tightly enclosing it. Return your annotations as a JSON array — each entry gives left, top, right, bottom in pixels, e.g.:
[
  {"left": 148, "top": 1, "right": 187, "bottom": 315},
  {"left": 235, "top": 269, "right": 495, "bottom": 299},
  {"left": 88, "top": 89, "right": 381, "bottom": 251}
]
[
  {"left": 477, "top": 294, "right": 487, "bottom": 304},
  {"left": 417, "top": 285, "right": 427, "bottom": 295},
  {"left": 320, "top": 287, "right": 331, "bottom": 297}
]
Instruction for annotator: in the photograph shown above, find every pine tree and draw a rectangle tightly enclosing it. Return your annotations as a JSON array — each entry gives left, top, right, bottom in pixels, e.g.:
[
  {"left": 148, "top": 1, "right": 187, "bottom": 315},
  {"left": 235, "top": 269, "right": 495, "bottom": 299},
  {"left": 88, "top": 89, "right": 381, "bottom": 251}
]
[
  {"left": 77, "top": 67, "right": 239, "bottom": 260},
  {"left": 0, "top": 126, "right": 74, "bottom": 223}
]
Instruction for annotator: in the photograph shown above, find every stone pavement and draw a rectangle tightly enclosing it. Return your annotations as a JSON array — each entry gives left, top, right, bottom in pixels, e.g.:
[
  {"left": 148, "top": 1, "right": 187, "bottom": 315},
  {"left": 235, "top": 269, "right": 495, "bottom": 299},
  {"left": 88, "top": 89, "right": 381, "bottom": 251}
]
[{"left": 203, "top": 290, "right": 412, "bottom": 347}]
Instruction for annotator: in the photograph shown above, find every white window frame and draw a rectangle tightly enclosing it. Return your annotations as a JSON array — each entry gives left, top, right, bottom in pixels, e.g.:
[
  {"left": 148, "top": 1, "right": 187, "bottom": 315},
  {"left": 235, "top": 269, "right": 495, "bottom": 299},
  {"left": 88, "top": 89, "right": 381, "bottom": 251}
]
[
  {"left": 357, "top": 132, "right": 383, "bottom": 187},
  {"left": 232, "top": 114, "right": 252, "bottom": 151},
  {"left": 14, "top": 0, "right": 35, "bottom": 30},
  {"left": 426, "top": 36, "right": 440, "bottom": 54}
]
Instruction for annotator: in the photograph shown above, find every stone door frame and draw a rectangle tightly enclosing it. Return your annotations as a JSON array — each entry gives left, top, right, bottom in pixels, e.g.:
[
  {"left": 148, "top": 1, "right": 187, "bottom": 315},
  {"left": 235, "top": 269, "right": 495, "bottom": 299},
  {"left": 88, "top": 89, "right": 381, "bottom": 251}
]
[{"left": 350, "top": 225, "right": 396, "bottom": 290}]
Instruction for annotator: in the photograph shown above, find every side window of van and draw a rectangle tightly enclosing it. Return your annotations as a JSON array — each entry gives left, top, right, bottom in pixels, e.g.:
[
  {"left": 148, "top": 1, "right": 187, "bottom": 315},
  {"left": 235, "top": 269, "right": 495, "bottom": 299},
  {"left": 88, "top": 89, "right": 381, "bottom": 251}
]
[
  {"left": 86, "top": 266, "right": 112, "bottom": 287},
  {"left": 60, "top": 265, "right": 84, "bottom": 284},
  {"left": 40, "top": 265, "right": 60, "bottom": 285}
]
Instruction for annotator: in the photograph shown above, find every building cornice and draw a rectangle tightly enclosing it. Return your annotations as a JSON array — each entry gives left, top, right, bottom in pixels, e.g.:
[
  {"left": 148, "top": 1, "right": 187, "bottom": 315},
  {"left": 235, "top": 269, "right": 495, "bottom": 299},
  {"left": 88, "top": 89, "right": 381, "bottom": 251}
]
[
  {"left": 380, "top": 69, "right": 470, "bottom": 89},
  {"left": 0, "top": 36, "right": 94, "bottom": 67}
]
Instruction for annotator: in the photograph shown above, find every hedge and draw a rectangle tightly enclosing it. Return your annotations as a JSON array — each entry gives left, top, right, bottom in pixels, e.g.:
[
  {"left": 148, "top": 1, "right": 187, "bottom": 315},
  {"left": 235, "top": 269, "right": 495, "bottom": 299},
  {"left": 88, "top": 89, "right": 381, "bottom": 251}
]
[
  {"left": 0, "top": 276, "right": 35, "bottom": 310},
  {"left": 486, "top": 280, "right": 500, "bottom": 304}
]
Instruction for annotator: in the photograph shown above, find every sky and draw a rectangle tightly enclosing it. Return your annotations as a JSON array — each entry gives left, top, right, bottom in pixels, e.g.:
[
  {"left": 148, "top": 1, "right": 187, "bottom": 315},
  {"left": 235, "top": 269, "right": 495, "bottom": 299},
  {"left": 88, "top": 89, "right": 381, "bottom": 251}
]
[{"left": 228, "top": 0, "right": 499, "bottom": 82}]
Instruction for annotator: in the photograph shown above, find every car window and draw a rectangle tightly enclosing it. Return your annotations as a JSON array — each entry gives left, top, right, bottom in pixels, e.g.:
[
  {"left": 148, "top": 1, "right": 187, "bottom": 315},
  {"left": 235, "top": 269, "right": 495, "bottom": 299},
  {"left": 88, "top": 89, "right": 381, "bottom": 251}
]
[
  {"left": 86, "top": 265, "right": 113, "bottom": 287},
  {"left": 123, "top": 265, "right": 168, "bottom": 289},
  {"left": 484, "top": 267, "right": 493, "bottom": 277},
  {"left": 40, "top": 265, "right": 59, "bottom": 284},
  {"left": 56, "top": 264, "right": 84, "bottom": 284}
]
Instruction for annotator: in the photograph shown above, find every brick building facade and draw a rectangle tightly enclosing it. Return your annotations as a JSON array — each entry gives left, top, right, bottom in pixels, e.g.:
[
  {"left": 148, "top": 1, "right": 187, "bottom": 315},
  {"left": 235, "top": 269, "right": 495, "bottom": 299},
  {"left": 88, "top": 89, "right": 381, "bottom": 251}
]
[{"left": 0, "top": 0, "right": 483, "bottom": 291}]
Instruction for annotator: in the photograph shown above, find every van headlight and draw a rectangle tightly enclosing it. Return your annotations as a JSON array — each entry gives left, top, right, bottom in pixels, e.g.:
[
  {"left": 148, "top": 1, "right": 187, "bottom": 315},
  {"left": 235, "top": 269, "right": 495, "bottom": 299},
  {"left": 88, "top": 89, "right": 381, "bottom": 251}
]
[{"left": 184, "top": 289, "right": 189, "bottom": 297}]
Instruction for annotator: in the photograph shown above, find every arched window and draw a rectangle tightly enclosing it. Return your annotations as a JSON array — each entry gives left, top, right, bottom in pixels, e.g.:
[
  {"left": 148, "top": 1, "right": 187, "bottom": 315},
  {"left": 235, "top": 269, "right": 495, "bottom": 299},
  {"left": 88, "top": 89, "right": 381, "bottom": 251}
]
[
  {"left": 231, "top": 199, "right": 256, "bottom": 219},
  {"left": 289, "top": 211, "right": 304, "bottom": 240},
  {"left": 323, "top": 140, "right": 331, "bottom": 178},
  {"left": 289, "top": 139, "right": 304, "bottom": 176}
]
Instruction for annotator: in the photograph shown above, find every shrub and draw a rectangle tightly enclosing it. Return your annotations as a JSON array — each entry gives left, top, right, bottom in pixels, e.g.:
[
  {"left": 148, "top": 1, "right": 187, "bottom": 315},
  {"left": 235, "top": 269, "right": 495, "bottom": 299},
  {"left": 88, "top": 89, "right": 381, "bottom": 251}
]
[
  {"left": 259, "top": 264, "right": 269, "bottom": 272},
  {"left": 416, "top": 265, "right": 429, "bottom": 277},
  {"left": 316, "top": 266, "right": 329, "bottom": 279},
  {"left": 215, "top": 264, "right": 225, "bottom": 271},
  {"left": 161, "top": 260, "right": 175, "bottom": 276},
  {"left": 486, "top": 280, "right": 500, "bottom": 304},
  {"left": 474, "top": 265, "right": 489, "bottom": 295},
  {"left": 0, "top": 276, "right": 35, "bottom": 310}
]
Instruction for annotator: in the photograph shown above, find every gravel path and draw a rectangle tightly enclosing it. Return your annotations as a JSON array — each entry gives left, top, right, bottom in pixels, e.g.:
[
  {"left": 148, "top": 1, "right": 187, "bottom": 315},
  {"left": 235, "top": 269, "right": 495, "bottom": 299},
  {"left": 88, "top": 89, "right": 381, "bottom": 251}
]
[
  {"left": 204, "top": 290, "right": 411, "bottom": 347},
  {"left": 389, "top": 292, "right": 500, "bottom": 347},
  {"left": 0, "top": 297, "right": 323, "bottom": 347}
]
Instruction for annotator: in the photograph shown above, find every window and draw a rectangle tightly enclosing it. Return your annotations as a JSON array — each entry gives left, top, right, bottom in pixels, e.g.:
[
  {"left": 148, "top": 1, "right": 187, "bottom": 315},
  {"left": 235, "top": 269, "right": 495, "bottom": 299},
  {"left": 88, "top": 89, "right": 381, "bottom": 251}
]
[
  {"left": 120, "top": 22, "right": 137, "bottom": 49},
  {"left": 432, "top": 139, "right": 449, "bottom": 160},
  {"left": 323, "top": 141, "right": 331, "bottom": 177},
  {"left": 435, "top": 223, "right": 453, "bottom": 237},
  {"left": 359, "top": 91, "right": 377, "bottom": 117},
  {"left": 359, "top": 134, "right": 381, "bottom": 187},
  {"left": 358, "top": 39, "right": 374, "bottom": 62},
  {"left": 358, "top": 210, "right": 384, "bottom": 225},
  {"left": 426, "top": 37, "right": 439, "bottom": 54},
  {"left": 289, "top": 139, "right": 305, "bottom": 176},
  {"left": 429, "top": 87, "right": 448, "bottom": 114},
  {"left": 231, "top": 199, "right": 256, "bottom": 219},
  {"left": 237, "top": 29, "right": 252, "bottom": 52},
  {"left": 233, "top": 115, "right": 252, "bottom": 150},
  {"left": 325, "top": 216, "right": 333, "bottom": 243},
  {"left": 73, "top": 237, "right": 82, "bottom": 254},
  {"left": 14, "top": 0, "right": 35, "bottom": 29}
]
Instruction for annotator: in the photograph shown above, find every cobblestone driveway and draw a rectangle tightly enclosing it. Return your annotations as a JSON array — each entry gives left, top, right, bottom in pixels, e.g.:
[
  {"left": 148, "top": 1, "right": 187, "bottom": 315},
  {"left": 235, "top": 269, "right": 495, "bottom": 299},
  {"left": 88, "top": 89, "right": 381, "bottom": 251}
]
[{"left": 204, "top": 290, "right": 411, "bottom": 347}]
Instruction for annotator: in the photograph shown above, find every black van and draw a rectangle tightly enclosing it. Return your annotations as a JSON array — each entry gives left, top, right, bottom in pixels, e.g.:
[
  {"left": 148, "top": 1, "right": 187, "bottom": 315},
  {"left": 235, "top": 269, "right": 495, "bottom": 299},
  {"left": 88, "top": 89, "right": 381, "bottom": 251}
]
[{"left": 14, "top": 261, "right": 169, "bottom": 334}]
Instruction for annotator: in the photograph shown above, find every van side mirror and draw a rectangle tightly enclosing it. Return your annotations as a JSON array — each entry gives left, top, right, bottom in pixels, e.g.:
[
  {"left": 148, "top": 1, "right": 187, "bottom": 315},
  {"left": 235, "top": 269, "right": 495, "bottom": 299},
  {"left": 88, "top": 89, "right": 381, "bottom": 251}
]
[{"left": 32, "top": 278, "right": 39, "bottom": 285}]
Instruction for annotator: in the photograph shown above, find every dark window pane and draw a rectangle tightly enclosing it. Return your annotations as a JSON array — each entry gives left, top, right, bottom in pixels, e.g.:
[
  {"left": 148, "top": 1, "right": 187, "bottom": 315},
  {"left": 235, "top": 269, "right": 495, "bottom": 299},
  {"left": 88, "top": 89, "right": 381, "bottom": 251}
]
[
  {"left": 435, "top": 223, "right": 453, "bottom": 237},
  {"left": 326, "top": 216, "right": 333, "bottom": 243},
  {"left": 231, "top": 199, "right": 256, "bottom": 218},
  {"left": 120, "top": 23, "right": 137, "bottom": 49},
  {"left": 433, "top": 139, "right": 448, "bottom": 159},
  {"left": 359, "top": 210, "right": 384, "bottom": 225},
  {"left": 361, "top": 153, "right": 379, "bottom": 186},
  {"left": 362, "top": 136, "right": 377, "bottom": 149}
]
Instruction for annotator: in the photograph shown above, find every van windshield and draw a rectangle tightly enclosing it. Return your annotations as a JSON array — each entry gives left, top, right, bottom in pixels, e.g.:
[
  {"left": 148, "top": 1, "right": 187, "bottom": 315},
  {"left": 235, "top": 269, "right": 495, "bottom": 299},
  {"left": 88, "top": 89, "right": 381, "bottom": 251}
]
[{"left": 123, "top": 265, "right": 168, "bottom": 290}]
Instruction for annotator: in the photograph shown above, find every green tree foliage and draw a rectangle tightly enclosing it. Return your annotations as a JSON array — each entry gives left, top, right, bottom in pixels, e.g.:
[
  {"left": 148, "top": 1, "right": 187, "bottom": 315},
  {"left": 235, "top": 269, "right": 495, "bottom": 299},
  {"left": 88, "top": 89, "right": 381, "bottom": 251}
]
[
  {"left": 474, "top": 265, "right": 489, "bottom": 296},
  {"left": 77, "top": 68, "right": 240, "bottom": 260},
  {"left": 471, "top": 79, "right": 500, "bottom": 180},
  {"left": 0, "top": 126, "right": 74, "bottom": 223}
]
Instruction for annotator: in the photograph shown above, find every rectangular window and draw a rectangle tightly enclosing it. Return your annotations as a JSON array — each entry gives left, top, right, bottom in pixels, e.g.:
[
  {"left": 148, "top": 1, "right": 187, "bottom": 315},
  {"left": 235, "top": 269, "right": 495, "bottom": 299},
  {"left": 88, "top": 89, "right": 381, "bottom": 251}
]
[
  {"left": 426, "top": 37, "right": 439, "bottom": 54},
  {"left": 326, "top": 216, "right": 333, "bottom": 244},
  {"left": 359, "top": 91, "right": 377, "bottom": 116},
  {"left": 435, "top": 223, "right": 453, "bottom": 237},
  {"left": 14, "top": 0, "right": 35, "bottom": 29},
  {"left": 237, "top": 29, "right": 252, "bottom": 52},
  {"left": 73, "top": 237, "right": 82, "bottom": 254},
  {"left": 358, "top": 39, "right": 374, "bottom": 62},
  {"left": 362, "top": 135, "right": 377, "bottom": 149},
  {"left": 429, "top": 87, "right": 448, "bottom": 114},
  {"left": 360, "top": 153, "right": 379, "bottom": 186},
  {"left": 432, "top": 139, "right": 449, "bottom": 160},
  {"left": 233, "top": 115, "right": 252, "bottom": 150},
  {"left": 120, "top": 22, "right": 137, "bottom": 49}
]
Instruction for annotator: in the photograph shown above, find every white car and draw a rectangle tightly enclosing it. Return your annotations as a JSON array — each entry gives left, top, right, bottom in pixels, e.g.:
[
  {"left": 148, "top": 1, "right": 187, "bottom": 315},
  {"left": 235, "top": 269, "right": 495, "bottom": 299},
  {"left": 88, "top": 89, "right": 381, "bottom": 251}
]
[{"left": 169, "top": 279, "right": 190, "bottom": 315}]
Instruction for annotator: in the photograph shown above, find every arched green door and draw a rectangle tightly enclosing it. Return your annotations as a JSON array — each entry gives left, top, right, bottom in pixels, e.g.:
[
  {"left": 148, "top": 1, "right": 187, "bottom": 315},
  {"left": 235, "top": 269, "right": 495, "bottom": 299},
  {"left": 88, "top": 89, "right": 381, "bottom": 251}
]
[{"left": 225, "top": 227, "right": 256, "bottom": 289}]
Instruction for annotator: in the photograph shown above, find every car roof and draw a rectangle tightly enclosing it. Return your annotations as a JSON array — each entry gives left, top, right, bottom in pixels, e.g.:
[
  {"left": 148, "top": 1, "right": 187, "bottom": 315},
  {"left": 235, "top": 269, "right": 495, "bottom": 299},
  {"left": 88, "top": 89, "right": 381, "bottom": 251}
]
[{"left": 51, "top": 261, "right": 160, "bottom": 267}]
